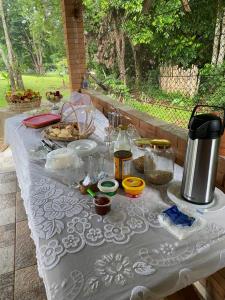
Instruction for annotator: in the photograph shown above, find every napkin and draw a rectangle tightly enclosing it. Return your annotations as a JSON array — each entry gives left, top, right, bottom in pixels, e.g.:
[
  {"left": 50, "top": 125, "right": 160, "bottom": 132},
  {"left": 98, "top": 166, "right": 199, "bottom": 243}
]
[{"left": 158, "top": 205, "right": 206, "bottom": 240}]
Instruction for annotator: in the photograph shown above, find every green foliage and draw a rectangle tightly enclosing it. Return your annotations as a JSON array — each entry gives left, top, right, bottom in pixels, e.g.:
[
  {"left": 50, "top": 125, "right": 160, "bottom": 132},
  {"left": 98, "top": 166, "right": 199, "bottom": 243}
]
[
  {"left": 103, "top": 75, "right": 131, "bottom": 100},
  {"left": 0, "top": 0, "right": 66, "bottom": 73},
  {"left": 138, "top": 82, "right": 195, "bottom": 108},
  {"left": 198, "top": 63, "right": 225, "bottom": 107}
]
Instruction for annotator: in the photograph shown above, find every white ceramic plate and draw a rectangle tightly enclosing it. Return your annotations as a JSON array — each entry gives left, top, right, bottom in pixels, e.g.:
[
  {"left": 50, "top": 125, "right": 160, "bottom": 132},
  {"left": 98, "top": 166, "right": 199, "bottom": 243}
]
[
  {"left": 67, "top": 139, "right": 97, "bottom": 157},
  {"left": 167, "top": 181, "right": 225, "bottom": 213}
]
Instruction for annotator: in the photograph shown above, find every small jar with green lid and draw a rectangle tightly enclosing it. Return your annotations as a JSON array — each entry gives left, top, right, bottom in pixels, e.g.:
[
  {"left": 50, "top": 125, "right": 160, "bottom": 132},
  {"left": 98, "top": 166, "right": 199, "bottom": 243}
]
[
  {"left": 97, "top": 179, "right": 119, "bottom": 196},
  {"left": 144, "top": 139, "right": 174, "bottom": 185}
]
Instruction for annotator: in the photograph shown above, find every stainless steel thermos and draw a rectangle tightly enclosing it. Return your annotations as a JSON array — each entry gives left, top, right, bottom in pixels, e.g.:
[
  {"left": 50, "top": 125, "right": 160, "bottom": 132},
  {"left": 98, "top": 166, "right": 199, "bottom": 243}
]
[{"left": 181, "top": 105, "right": 225, "bottom": 204}]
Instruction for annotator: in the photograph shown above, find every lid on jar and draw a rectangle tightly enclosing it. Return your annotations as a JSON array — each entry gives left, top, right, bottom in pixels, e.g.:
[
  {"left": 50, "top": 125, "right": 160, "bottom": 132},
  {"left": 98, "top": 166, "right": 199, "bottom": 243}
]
[
  {"left": 150, "top": 139, "right": 171, "bottom": 149},
  {"left": 114, "top": 150, "right": 132, "bottom": 159},
  {"left": 98, "top": 179, "right": 119, "bottom": 193},
  {"left": 118, "top": 124, "right": 128, "bottom": 130},
  {"left": 122, "top": 176, "right": 145, "bottom": 190}
]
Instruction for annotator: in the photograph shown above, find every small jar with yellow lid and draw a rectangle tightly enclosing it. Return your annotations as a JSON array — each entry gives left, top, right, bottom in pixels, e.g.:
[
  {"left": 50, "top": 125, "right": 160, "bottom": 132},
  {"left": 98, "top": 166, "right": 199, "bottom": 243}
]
[{"left": 144, "top": 139, "right": 174, "bottom": 185}]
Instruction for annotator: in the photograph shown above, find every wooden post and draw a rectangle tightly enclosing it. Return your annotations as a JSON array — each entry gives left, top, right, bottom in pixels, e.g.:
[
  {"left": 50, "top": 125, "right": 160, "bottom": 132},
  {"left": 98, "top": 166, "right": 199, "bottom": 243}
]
[{"left": 61, "top": 0, "right": 86, "bottom": 91}]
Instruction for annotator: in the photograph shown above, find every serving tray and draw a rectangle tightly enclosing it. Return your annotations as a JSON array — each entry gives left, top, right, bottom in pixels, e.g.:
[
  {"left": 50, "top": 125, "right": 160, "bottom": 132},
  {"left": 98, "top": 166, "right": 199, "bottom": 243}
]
[{"left": 22, "top": 113, "right": 61, "bottom": 128}]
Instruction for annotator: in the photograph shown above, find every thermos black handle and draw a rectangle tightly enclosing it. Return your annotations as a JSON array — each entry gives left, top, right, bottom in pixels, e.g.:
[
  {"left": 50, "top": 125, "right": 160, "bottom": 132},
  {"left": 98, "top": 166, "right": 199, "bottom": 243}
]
[{"left": 190, "top": 104, "right": 225, "bottom": 132}]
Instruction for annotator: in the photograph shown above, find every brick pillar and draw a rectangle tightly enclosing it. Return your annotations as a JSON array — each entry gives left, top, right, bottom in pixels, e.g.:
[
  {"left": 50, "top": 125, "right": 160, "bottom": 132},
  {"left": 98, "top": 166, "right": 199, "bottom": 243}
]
[{"left": 61, "top": 0, "right": 86, "bottom": 91}]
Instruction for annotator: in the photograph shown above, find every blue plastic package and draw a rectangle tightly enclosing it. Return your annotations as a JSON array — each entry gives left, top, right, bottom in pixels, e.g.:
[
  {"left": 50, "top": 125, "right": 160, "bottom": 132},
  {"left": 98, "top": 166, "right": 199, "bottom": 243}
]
[{"left": 163, "top": 205, "right": 195, "bottom": 227}]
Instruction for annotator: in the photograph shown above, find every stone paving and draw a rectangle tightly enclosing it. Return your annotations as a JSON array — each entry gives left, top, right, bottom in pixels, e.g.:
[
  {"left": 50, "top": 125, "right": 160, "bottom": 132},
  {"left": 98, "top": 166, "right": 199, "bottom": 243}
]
[{"left": 0, "top": 187, "right": 47, "bottom": 300}]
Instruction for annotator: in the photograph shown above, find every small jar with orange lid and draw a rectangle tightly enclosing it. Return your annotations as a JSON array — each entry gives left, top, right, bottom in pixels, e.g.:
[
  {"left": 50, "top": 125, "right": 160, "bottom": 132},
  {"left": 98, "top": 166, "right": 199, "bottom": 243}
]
[
  {"left": 144, "top": 139, "right": 174, "bottom": 185},
  {"left": 122, "top": 177, "right": 145, "bottom": 198}
]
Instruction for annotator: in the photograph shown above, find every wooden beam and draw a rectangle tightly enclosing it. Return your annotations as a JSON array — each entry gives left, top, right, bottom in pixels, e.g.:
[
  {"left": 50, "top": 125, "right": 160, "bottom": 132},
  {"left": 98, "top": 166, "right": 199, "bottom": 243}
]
[{"left": 61, "top": 0, "right": 86, "bottom": 91}]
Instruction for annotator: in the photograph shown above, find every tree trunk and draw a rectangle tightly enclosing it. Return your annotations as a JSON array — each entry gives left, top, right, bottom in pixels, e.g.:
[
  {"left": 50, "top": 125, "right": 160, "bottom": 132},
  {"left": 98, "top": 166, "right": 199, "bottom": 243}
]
[
  {"left": 212, "top": 3, "right": 223, "bottom": 65},
  {"left": 0, "top": 46, "right": 16, "bottom": 90},
  {"left": 32, "top": 31, "right": 45, "bottom": 75},
  {"left": 181, "top": 0, "right": 191, "bottom": 12},
  {"left": 142, "top": 0, "right": 153, "bottom": 14},
  {"left": 217, "top": 8, "right": 225, "bottom": 64},
  {"left": 131, "top": 43, "right": 142, "bottom": 87},
  {"left": 115, "top": 29, "right": 126, "bottom": 85},
  {"left": 0, "top": 0, "right": 24, "bottom": 90}
]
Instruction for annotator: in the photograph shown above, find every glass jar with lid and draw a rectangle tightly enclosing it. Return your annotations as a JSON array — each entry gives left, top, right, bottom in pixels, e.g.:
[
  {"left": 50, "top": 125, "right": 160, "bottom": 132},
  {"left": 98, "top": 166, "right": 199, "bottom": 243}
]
[{"left": 144, "top": 139, "right": 174, "bottom": 185}]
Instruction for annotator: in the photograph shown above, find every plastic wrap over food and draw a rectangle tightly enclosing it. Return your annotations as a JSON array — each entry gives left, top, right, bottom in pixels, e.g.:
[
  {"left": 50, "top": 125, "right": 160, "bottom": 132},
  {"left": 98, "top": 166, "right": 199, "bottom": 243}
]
[
  {"left": 61, "top": 93, "right": 95, "bottom": 136},
  {"left": 69, "top": 91, "right": 92, "bottom": 106},
  {"left": 45, "top": 148, "right": 82, "bottom": 170}
]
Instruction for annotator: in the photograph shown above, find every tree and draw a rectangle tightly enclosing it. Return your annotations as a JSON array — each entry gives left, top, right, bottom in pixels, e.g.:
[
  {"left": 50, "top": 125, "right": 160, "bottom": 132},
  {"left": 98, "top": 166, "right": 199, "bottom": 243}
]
[
  {"left": 212, "top": 1, "right": 225, "bottom": 65},
  {"left": 0, "top": 0, "right": 24, "bottom": 90},
  {"left": 0, "top": 0, "right": 66, "bottom": 74}
]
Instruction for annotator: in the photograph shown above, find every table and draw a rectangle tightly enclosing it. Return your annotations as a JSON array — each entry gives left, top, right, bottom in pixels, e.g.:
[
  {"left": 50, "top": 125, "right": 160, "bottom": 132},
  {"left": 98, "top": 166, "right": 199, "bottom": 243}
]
[{"left": 5, "top": 113, "right": 225, "bottom": 300}]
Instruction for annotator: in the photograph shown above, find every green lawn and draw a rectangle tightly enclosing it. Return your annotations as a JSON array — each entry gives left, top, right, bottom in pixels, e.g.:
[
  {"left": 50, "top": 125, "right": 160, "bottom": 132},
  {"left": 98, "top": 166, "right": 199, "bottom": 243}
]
[
  {"left": 0, "top": 73, "right": 191, "bottom": 128},
  {"left": 125, "top": 98, "right": 191, "bottom": 128},
  {"left": 0, "top": 73, "right": 70, "bottom": 107}
]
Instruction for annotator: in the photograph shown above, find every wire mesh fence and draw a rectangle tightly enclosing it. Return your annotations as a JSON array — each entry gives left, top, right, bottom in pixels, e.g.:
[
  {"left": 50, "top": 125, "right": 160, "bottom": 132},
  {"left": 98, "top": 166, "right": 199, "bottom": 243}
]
[{"left": 84, "top": 0, "right": 225, "bottom": 129}]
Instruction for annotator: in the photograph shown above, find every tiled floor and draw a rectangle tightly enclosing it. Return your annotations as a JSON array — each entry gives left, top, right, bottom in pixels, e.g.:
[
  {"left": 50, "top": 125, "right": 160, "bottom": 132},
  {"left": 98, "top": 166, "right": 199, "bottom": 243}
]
[{"left": 0, "top": 187, "right": 47, "bottom": 300}]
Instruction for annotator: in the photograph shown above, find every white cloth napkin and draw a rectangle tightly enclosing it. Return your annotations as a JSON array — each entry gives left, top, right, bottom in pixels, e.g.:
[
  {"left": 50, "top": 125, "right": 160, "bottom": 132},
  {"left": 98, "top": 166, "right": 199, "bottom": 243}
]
[{"left": 158, "top": 206, "right": 206, "bottom": 240}]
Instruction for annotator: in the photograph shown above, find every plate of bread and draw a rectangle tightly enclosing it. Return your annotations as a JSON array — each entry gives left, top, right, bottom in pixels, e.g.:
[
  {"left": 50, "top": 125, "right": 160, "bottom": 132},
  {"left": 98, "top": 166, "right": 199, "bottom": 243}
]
[{"left": 42, "top": 122, "right": 94, "bottom": 141}]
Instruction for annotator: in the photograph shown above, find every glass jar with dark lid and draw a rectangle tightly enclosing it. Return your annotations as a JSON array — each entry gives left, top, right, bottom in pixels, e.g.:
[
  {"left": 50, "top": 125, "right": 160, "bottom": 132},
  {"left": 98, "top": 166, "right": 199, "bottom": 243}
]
[{"left": 144, "top": 139, "right": 174, "bottom": 185}]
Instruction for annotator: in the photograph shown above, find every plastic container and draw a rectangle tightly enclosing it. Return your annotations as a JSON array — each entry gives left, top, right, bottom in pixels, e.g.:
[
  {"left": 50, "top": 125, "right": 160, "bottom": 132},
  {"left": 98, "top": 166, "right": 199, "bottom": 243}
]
[
  {"left": 122, "top": 176, "right": 145, "bottom": 198},
  {"left": 93, "top": 195, "right": 111, "bottom": 215},
  {"left": 87, "top": 189, "right": 111, "bottom": 215},
  {"left": 97, "top": 179, "right": 119, "bottom": 196},
  {"left": 144, "top": 139, "right": 174, "bottom": 185},
  {"left": 45, "top": 148, "right": 80, "bottom": 170},
  {"left": 114, "top": 150, "right": 132, "bottom": 183}
]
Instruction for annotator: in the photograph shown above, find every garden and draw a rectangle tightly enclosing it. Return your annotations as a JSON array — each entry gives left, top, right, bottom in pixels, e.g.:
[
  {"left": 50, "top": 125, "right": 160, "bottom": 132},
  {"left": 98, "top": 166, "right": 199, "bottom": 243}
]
[{"left": 0, "top": 0, "right": 225, "bottom": 128}]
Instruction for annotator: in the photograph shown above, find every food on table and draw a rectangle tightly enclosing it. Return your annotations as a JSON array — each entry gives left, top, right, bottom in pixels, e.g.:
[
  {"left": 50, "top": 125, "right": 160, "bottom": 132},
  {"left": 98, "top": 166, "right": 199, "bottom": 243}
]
[
  {"left": 114, "top": 150, "right": 132, "bottom": 184},
  {"left": 147, "top": 170, "right": 173, "bottom": 185},
  {"left": 97, "top": 179, "right": 119, "bottom": 196},
  {"left": 122, "top": 176, "right": 145, "bottom": 198},
  {"left": 134, "top": 138, "right": 152, "bottom": 149},
  {"left": 144, "top": 139, "right": 174, "bottom": 185},
  {"left": 93, "top": 196, "right": 111, "bottom": 215},
  {"left": 6, "top": 89, "right": 41, "bottom": 103},
  {"left": 45, "top": 148, "right": 78, "bottom": 170},
  {"left": 44, "top": 123, "right": 79, "bottom": 140},
  {"left": 133, "top": 156, "right": 145, "bottom": 173},
  {"left": 79, "top": 181, "right": 98, "bottom": 195},
  {"left": 46, "top": 91, "right": 63, "bottom": 103}
]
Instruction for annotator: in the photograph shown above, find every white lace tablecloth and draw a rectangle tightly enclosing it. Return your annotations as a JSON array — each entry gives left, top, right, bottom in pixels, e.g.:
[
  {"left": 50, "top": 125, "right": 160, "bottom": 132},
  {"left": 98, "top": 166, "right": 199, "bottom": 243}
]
[{"left": 5, "top": 113, "right": 225, "bottom": 300}]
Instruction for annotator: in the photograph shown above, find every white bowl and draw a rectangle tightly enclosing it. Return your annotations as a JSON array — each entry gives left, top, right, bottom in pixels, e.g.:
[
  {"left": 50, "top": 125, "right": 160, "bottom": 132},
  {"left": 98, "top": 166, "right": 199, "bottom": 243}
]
[{"left": 67, "top": 139, "right": 97, "bottom": 157}]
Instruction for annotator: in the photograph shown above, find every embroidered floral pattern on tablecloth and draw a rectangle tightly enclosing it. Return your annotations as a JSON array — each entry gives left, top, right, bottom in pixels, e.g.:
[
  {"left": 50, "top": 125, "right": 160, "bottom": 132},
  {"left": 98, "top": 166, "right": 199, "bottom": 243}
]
[
  {"left": 31, "top": 176, "right": 225, "bottom": 272},
  {"left": 48, "top": 251, "right": 155, "bottom": 300},
  {"left": 31, "top": 176, "right": 163, "bottom": 269},
  {"left": 137, "top": 223, "right": 225, "bottom": 267}
]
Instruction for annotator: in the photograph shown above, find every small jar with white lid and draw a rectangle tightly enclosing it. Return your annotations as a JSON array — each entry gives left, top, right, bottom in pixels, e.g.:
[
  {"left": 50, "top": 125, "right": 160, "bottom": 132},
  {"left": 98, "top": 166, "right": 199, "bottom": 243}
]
[{"left": 144, "top": 139, "right": 174, "bottom": 185}]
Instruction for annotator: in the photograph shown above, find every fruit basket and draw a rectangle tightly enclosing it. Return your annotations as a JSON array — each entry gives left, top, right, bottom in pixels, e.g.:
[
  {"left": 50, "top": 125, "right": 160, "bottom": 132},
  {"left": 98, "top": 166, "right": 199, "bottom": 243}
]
[
  {"left": 46, "top": 91, "right": 63, "bottom": 103},
  {"left": 5, "top": 89, "right": 41, "bottom": 113}
]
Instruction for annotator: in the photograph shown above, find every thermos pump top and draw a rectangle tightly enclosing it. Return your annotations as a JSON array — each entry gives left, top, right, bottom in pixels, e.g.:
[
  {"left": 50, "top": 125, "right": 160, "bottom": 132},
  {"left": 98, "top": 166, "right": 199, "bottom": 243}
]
[{"left": 181, "top": 105, "right": 225, "bottom": 205}]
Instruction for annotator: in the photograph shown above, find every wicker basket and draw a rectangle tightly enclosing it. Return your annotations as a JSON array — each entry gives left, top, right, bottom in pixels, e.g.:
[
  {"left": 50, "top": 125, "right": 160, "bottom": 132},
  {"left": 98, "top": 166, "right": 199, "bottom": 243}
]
[
  {"left": 6, "top": 98, "right": 41, "bottom": 113},
  {"left": 42, "top": 122, "right": 95, "bottom": 142}
]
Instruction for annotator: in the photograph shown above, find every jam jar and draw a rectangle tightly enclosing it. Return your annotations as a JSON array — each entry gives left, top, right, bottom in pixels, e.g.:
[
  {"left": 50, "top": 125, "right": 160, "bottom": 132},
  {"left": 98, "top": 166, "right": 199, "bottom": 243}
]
[{"left": 144, "top": 139, "right": 174, "bottom": 185}]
